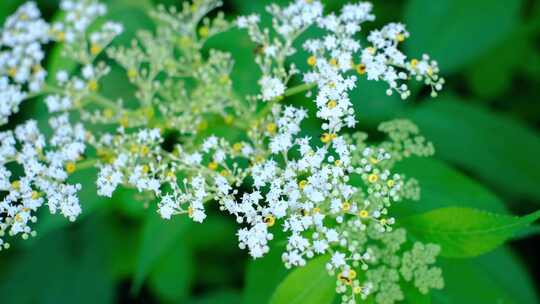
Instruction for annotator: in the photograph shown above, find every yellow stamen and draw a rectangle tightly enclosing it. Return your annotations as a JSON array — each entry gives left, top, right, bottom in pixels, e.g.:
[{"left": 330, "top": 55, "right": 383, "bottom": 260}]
[
  {"left": 320, "top": 133, "right": 336, "bottom": 143},
  {"left": 208, "top": 161, "right": 218, "bottom": 170},
  {"left": 90, "top": 44, "right": 101, "bottom": 56},
  {"left": 359, "top": 210, "right": 369, "bottom": 218},
  {"left": 327, "top": 100, "right": 337, "bottom": 109},
  {"left": 368, "top": 174, "right": 379, "bottom": 183},
  {"left": 31, "top": 191, "right": 40, "bottom": 200},
  {"left": 233, "top": 142, "right": 243, "bottom": 153},
  {"left": 307, "top": 55, "right": 317, "bottom": 66},
  {"left": 65, "top": 162, "right": 76, "bottom": 174},
  {"left": 298, "top": 180, "right": 307, "bottom": 190},
  {"left": 119, "top": 115, "right": 129, "bottom": 128},
  {"left": 11, "top": 180, "right": 20, "bottom": 190},
  {"left": 263, "top": 215, "right": 276, "bottom": 227},
  {"left": 127, "top": 68, "right": 138, "bottom": 79},
  {"left": 198, "top": 26, "right": 209, "bottom": 37},
  {"left": 140, "top": 145, "right": 150, "bottom": 156},
  {"left": 410, "top": 59, "right": 419, "bottom": 69},
  {"left": 7, "top": 67, "right": 17, "bottom": 78},
  {"left": 88, "top": 80, "right": 98, "bottom": 92},
  {"left": 387, "top": 179, "right": 395, "bottom": 187},
  {"left": 356, "top": 63, "right": 366, "bottom": 75},
  {"left": 341, "top": 201, "right": 351, "bottom": 212},
  {"left": 103, "top": 108, "right": 114, "bottom": 119},
  {"left": 266, "top": 122, "right": 277, "bottom": 135},
  {"left": 166, "top": 170, "right": 176, "bottom": 179}
]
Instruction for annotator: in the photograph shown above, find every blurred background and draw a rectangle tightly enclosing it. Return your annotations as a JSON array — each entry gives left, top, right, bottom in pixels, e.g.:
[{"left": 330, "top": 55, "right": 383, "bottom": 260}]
[{"left": 0, "top": 0, "right": 539, "bottom": 303}]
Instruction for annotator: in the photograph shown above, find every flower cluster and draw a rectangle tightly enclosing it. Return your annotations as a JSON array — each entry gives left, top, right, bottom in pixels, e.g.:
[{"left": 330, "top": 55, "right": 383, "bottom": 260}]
[
  {"left": 1, "top": 115, "right": 85, "bottom": 249},
  {"left": 0, "top": 2, "right": 49, "bottom": 124},
  {"left": 1, "top": 1, "right": 446, "bottom": 303}
]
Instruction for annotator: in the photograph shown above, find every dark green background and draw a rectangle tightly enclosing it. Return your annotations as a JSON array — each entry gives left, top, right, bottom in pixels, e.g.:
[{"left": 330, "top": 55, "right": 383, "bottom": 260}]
[{"left": 1, "top": 0, "right": 539, "bottom": 303}]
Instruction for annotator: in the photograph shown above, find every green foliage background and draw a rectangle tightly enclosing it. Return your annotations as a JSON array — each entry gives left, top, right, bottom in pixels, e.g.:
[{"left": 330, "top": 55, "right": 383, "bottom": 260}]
[{"left": 1, "top": 0, "right": 539, "bottom": 303}]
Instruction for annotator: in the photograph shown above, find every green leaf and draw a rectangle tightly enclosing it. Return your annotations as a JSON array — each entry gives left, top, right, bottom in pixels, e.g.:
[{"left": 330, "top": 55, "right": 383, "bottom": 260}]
[
  {"left": 432, "top": 247, "right": 539, "bottom": 304},
  {"left": 404, "top": 0, "right": 522, "bottom": 73},
  {"left": 406, "top": 96, "right": 540, "bottom": 201},
  {"left": 132, "top": 210, "right": 192, "bottom": 293},
  {"left": 269, "top": 255, "right": 335, "bottom": 304},
  {"left": 0, "top": 215, "right": 114, "bottom": 304},
  {"left": 148, "top": 242, "right": 193, "bottom": 302},
  {"left": 392, "top": 157, "right": 507, "bottom": 217},
  {"left": 402, "top": 282, "right": 431, "bottom": 304},
  {"left": 243, "top": 246, "right": 289, "bottom": 304},
  {"left": 401, "top": 207, "right": 540, "bottom": 258}
]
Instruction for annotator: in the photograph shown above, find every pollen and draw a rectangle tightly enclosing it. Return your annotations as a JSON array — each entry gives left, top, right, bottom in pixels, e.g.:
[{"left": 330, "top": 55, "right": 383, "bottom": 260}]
[
  {"left": 356, "top": 63, "right": 366, "bottom": 75},
  {"left": 119, "top": 115, "right": 129, "bottom": 128},
  {"left": 298, "top": 180, "right": 307, "bottom": 190},
  {"left": 7, "top": 67, "right": 17, "bottom": 78},
  {"left": 410, "top": 59, "right": 419, "bottom": 68},
  {"left": 90, "top": 43, "right": 102, "bottom": 56},
  {"left": 387, "top": 179, "right": 395, "bottom": 187},
  {"left": 11, "top": 180, "right": 20, "bottom": 190},
  {"left": 142, "top": 164, "right": 150, "bottom": 174},
  {"left": 166, "top": 170, "right": 176, "bottom": 179},
  {"left": 140, "top": 145, "right": 150, "bottom": 156},
  {"left": 266, "top": 122, "right": 277, "bottom": 134},
  {"left": 31, "top": 191, "right": 40, "bottom": 200},
  {"left": 312, "top": 207, "right": 321, "bottom": 214},
  {"left": 65, "top": 162, "right": 76, "bottom": 174},
  {"left": 127, "top": 68, "right": 138, "bottom": 79},
  {"left": 396, "top": 33, "right": 406, "bottom": 42},
  {"left": 56, "top": 31, "right": 66, "bottom": 42},
  {"left": 320, "top": 133, "right": 336, "bottom": 143},
  {"left": 220, "top": 170, "right": 229, "bottom": 177},
  {"left": 341, "top": 201, "right": 351, "bottom": 212},
  {"left": 103, "top": 108, "right": 114, "bottom": 119},
  {"left": 198, "top": 26, "right": 209, "bottom": 37},
  {"left": 369, "top": 156, "right": 379, "bottom": 165},
  {"left": 307, "top": 55, "right": 317, "bottom": 66},
  {"left": 88, "top": 80, "right": 98, "bottom": 92},
  {"left": 353, "top": 286, "right": 362, "bottom": 294},
  {"left": 359, "top": 210, "right": 369, "bottom": 218},
  {"left": 263, "top": 215, "right": 275, "bottom": 227},
  {"left": 208, "top": 161, "right": 218, "bottom": 170},
  {"left": 368, "top": 173, "right": 379, "bottom": 183},
  {"left": 233, "top": 142, "right": 243, "bottom": 152},
  {"left": 327, "top": 100, "right": 337, "bottom": 109},
  {"left": 329, "top": 58, "right": 338, "bottom": 66}
]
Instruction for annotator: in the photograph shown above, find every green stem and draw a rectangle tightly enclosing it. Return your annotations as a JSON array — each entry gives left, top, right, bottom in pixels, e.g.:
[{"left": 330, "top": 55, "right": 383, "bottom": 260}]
[{"left": 75, "top": 158, "right": 99, "bottom": 171}]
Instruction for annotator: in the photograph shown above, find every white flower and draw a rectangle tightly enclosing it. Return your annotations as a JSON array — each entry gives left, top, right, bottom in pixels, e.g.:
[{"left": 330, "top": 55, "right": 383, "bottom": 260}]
[{"left": 259, "top": 76, "right": 285, "bottom": 101}]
